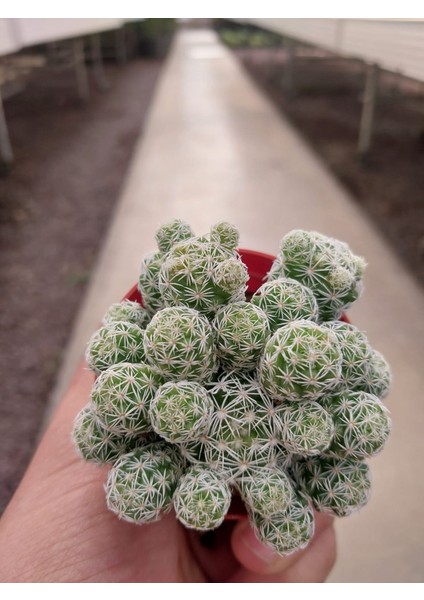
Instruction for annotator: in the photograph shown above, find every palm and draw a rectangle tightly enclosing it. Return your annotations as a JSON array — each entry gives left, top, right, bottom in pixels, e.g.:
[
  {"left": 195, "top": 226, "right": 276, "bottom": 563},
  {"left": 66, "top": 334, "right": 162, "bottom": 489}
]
[{"left": 0, "top": 368, "right": 335, "bottom": 583}]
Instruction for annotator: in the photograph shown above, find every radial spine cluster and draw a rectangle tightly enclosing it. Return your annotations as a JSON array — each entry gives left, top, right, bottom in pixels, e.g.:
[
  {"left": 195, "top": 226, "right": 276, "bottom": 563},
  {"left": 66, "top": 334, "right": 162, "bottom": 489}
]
[{"left": 74, "top": 219, "right": 392, "bottom": 557}]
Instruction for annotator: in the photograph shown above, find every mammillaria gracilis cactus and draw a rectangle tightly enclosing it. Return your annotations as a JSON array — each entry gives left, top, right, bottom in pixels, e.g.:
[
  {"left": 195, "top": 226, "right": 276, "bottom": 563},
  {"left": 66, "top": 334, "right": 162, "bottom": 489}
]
[
  {"left": 174, "top": 465, "right": 232, "bottom": 530},
  {"left": 258, "top": 320, "right": 343, "bottom": 402},
  {"left": 105, "top": 442, "right": 185, "bottom": 524},
  {"left": 251, "top": 278, "right": 319, "bottom": 332},
  {"left": 250, "top": 491, "right": 315, "bottom": 555},
  {"left": 73, "top": 404, "right": 141, "bottom": 464},
  {"left": 72, "top": 218, "right": 392, "bottom": 558},
  {"left": 212, "top": 301, "right": 270, "bottom": 371},
  {"left": 143, "top": 306, "right": 218, "bottom": 381},
  {"left": 85, "top": 321, "right": 146, "bottom": 374},
  {"left": 149, "top": 381, "right": 214, "bottom": 443},
  {"left": 102, "top": 299, "right": 150, "bottom": 329},
  {"left": 268, "top": 229, "right": 366, "bottom": 321},
  {"left": 158, "top": 228, "right": 249, "bottom": 317},
  {"left": 91, "top": 362, "right": 164, "bottom": 436}
]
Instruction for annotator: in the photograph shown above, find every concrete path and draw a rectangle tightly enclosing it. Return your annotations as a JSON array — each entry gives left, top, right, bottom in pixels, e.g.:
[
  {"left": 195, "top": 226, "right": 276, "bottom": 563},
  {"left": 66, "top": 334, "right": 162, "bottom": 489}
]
[{"left": 47, "top": 29, "right": 424, "bottom": 582}]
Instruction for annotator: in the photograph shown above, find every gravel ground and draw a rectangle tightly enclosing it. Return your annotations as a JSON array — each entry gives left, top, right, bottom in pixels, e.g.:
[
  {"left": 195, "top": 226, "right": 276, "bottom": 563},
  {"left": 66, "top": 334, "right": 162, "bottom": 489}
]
[{"left": 0, "top": 56, "right": 164, "bottom": 513}]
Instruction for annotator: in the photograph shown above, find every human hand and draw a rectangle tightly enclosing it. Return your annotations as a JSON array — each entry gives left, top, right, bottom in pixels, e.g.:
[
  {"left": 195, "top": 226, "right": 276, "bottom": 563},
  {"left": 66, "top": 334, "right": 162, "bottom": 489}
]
[{"left": 0, "top": 366, "right": 336, "bottom": 582}]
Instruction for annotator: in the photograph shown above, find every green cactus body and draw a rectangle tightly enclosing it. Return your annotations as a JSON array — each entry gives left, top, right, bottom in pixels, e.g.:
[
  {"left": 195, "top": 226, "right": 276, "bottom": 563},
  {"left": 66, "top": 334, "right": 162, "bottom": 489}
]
[
  {"left": 158, "top": 238, "right": 248, "bottom": 317},
  {"left": 102, "top": 300, "right": 150, "bottom": 330},
  {"left": 258, "top": 320, "right": 342, "bottom": 402},
  {"left": 138, "top": 250, "right": 165, "bottom": 315},
  {"left": 173, "top": 465, "right": 232, "bottom": 531},
  {"left": 292, "top": 455, "right": 371, "bottom": 517},
  {"left": 106, "top": 443, "right": 185, "bottom": 524},
  {"left": 155, "top": 219, "right": 194, "bottom": 254},
  {"left": 273, "top": 446, "right": 295, "bottom": 472},
  {"left": 326, "top": 265, "right": 362, "bottom": 316},
  {"left": 91, "top": 363, "right": 164, "bottom": 436},
  {"left": 85, "top": 321, "right": 146, "bottom": 374},
  {"left": 149, "top": 381, "right": 214, "bottom": 443},
  {"left": 210, "top": 221, "right": 239, "bottom": 250},
  {"left": 355, "top": 348, "right": 392, "bottom": 399},
  {"left": 213, "top": 259, "right": 249, "bottom": 297},
  {"left": 278, "top": 229, "right": 325, "bottom": 258},
  {"left": 324, "top": 321, "right": 371, "bottom": 390},
  {"left": 178, "top": 434, "right": 210, "bottom": 464},
  {"left": 212, "top": 301, "right": 271, "bottom": 372},
  {"left": 270, "top": 230, "right": 366, "bottom": 321},
  {"left": 276, "top": 401, "right": 335, "bottom": 456},
  {"left": 320, "top": 391, "right": 391, "bottom": 459},
  {"left": 251, "top": 278, "right": 319, "bottom": 332},
  {"left": 236, "top": 467, "right": 294, "bottom": 517},
  {"left": 143, "top": 306, "right": 218, "bottom": 382},
  {"left": 72, "top": 404, "right": 146, "bottom": 463},
  {"left": 336, "top": 241, "right": 367, "bottom": 281},
  {"left": 265, "top": 253, "right": 284, "bottom": 281},
  {"left": 202, "top": 373, "right": 279, "bottom": 479},
  {"left": 250, "top": 492, "right": 315, "bottom": 556}
]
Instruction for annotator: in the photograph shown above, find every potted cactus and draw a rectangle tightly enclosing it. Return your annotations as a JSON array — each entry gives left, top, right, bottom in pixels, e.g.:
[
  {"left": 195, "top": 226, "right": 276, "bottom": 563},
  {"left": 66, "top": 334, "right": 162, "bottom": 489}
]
[{"left": 72, "top": 219, "right": 391, "bottom": 557}]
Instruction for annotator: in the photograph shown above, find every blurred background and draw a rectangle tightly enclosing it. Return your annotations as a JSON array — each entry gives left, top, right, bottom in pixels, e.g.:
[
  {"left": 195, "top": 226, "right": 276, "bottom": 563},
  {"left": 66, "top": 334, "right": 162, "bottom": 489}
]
[{"left": 0, "top": 17, "right": 423, "bottom": 582}]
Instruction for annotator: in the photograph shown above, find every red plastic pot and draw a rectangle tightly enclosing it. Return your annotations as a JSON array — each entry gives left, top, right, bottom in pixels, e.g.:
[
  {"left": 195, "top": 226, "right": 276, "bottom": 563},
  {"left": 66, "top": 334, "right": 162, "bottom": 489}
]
[
  {"left": 123, "top": 248, "right": 348, "bottom": 521},
  {"left": 124, "top": 247, "right": 349, "bottom": 322},
  {"left": 125, "top": 248, "right": 277, "bottom": 305}
]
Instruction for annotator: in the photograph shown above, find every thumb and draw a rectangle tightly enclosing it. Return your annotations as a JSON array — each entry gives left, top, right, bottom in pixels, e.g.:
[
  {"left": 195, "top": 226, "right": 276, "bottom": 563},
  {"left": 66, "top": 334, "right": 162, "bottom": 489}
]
[
  {"left": 230, "top": 519, "right": 300, "bottom": 575},
  {"left": 230, "top": 512, "right": 334, "bottom": 575}
]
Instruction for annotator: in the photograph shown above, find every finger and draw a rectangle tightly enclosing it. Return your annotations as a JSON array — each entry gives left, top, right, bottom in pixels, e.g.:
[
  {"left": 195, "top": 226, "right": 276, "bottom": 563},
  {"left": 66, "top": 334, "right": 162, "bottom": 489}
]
[
  {"left": 185, "top": 521, "right": 241, "bottom": 582},
  {"left": 230, "top": 511, "right": 333, "bottom": 576},
  {"left": 229, "top": 515, "right": 336, "bottom": 583},
  {"left": 282, "top": 524, "right": 337, "bottom": 582},
  {"left": 0, "top": 367, "right": 189, "bottom": 582}
]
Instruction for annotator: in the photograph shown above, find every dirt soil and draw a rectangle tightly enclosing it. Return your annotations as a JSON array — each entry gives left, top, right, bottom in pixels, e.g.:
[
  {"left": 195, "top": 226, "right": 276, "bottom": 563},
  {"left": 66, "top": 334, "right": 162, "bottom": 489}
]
[
  {"left": 231, "top": 45, "right": 424, "bottom": 287},
  {"left": 0, "top": 57, "right": 163, "bottom": 513}
]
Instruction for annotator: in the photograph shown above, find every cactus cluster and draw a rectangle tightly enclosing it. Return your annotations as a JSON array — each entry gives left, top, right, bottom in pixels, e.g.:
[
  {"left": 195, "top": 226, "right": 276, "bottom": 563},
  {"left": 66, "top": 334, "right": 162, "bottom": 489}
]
[
  {"left": 268, "top": 230, "right": 366, "bottom": 321},
  {"left": 73, "top": 220, "right": 392, "bottom": 558}
]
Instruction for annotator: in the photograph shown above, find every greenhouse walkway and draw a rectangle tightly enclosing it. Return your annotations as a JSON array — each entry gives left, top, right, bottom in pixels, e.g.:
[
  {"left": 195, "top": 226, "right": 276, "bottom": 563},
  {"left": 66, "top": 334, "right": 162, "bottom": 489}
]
[{"left": 47, "top": 29, "right": 424, "bottom": 583}]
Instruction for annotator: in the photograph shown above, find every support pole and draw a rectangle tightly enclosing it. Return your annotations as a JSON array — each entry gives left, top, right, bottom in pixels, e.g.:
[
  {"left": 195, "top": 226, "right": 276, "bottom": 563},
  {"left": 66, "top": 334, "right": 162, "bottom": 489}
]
[
  {"left": 357, "top": 62, "right": 379, "bottom": 156},
  {"left": 115, "top": 27, "right": 127, "bottom": 64},
  {"left": 265, "top": 47, "right": 274, "bottom": 81},
  {"left": 0, "top": 90, "right": 13, "bottom": 165},
  {"left": 73, "top": 38, "right": 90, "bottom": 102},
  {"left": 90, "top": 34, "right": 109, "bottom": 91},
  {"left": 283, "top": 39, "right": 295, "bottom": 97}
]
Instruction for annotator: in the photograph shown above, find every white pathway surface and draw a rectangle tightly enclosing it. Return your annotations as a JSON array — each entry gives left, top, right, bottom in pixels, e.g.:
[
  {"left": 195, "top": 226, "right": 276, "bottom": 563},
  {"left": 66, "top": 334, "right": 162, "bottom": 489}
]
[{"left": 47, "top": 29, "right": 424, "bottom": 582}]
